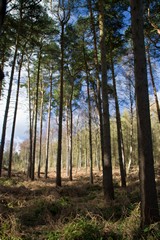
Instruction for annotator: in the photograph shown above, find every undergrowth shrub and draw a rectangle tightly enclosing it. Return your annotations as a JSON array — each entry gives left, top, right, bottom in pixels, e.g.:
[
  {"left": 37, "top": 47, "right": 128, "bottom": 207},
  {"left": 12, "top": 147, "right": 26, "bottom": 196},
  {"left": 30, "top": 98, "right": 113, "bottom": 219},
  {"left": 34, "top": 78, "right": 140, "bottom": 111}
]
[
  {"left": 0, "top": 178, "right": 17, "bottom": 186},
  {"left": 142, "top": 222, "right": 160, "bottom": 240},
  {"left": 0, "top": 215, "right": 21, "bottom": 240},
  {"left": 120, "top": 203, "right": 141, "bottom": 239},
  {"left": 19, "top": 197, "right": 71, "bottom": 226},
  {"left": 47, "top": 216, "right": 104, "bottom": 240}
]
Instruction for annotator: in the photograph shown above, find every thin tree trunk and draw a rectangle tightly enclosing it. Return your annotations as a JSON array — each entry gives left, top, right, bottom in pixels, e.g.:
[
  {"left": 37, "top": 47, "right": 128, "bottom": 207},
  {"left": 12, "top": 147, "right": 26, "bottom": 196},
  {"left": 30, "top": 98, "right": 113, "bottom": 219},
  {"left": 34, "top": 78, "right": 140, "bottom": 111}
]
[
  {"left": 85, "top": 129, "right": 88, "bottom": 173},
  {"left": 79, "top": 131, "right": 82, "bottom": 170},
  {"left": 127, "top": 78, "right": 134, "bottom": 174},
  {"left": 56, "top": 3, "right": 70, "bottom": 186},
  {"left": 56, "top": 23, "right": 64, "bottom": 187},
  {"left": 66, "top": 107, "right": 70, "bottom": 177},
  {"left": 0, "top": 39, "right": 19, "bottom": 176},
  {"left": 66, "top": 100, "right": 73, "bottom": 180},
  {"left": 127, "top": 112, "right": 133, "bottom": 173},
  {"left": 31, "top": 48, "right": 42, "bottom": 181},
  {"left": 38, "top": 81, "right": 44, "bottom": 178},
  {"left": 130, "top": 0, "right": 159, "bottom": 226},
  {"left": 95, "top": 129, "right": 98, "bottom": 169},
  {"left": 96, "top": 129, "right": 101, "bottom": 171},
  {"left": 45, "top": 73, "right": 52, "bottom": 179},
  {"left": 146, "top": 45, "right": 160, "bottom": 123},
  {"left": 99, "top": 0, "right": 114, "bottom": 201},
  {"left": 69, "top": 104, "right": 73, "bottom": 181},
  {"left": 77, "top": 132, "right": 80, "bottom": 170},
  {"left": 27, "top": 58, "right": 33, "bottom": 179},
  {"left": 110, "top": 48, "right": 126, "bottom": 187},
  {"left": 0, "top": 0, "right": 24, "bottom": 176},
  {"left": 0, "top": 65, "right": 4, "bottom": 99},
  {"left": 68, "top": 75, "right": 74, "bottom": 181},
  {"left": 8, "top": 53, "right": 24, "bottom": 178},
  {"left": 87, "top": 74, "right": 93, "bottom": 184},
  {"left": 88, "top": 0, "right": 104, "bottom": 170},
  {"left": 76, "top": 132, "right": 79, "bottom": 171},
  {"left": 0, "top": 0, "right": 6, "bottom": 34},
  {"left": 83, "top": 42, "right": 93, "bottom": 184}
]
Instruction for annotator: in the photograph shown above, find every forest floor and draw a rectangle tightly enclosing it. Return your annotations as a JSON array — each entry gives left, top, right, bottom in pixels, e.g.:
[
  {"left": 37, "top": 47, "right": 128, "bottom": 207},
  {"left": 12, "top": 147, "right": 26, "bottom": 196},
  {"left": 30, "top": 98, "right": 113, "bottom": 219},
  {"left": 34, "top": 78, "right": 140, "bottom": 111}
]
[{"left": 0, "top": 167, "right": 160, "bottom": 240}]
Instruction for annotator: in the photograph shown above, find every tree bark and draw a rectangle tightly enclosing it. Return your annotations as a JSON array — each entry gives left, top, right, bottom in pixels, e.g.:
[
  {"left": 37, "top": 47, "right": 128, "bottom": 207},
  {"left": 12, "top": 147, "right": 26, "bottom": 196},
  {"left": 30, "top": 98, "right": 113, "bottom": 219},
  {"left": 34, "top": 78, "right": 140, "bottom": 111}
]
[
  {"left": 27, "top": 57, "right": 33, "bottom": 179},
  {"left": 56, "top": 2, "right": 70, "bottom": 186},
  {"left": 37, "top": 80, "right": 44, "bottom": 178},
  {"left": 56, "top": 23, "right": 64, "bottom": 187},
  {"left": 146, "top": 45, "right": 160, "bottom": 123},
  {"left": 45, "top": 73, "right": 52, "bottom": 179},
  {"left": 88, "top": 0, "right": 104, "bottom": 171},
  {"left": 69, "top": 90, "right": 73, "bottom": 181},
  {"left": 98, "top": 0, "right": 114, "bottom": 201},
  {"left": 66, "top": 107, "right": 70, "bottom": 177},
  {"left": 127, "top": 76, "right": 134, "bottom": 174},
  {"left": 31, "top": 47, "right": 42, "bottom": 180},
  {"left": 130, "top": 0, "right": 159, "bottom": 226},
  {"left": 110, "top": 48, "right": 126, "bottom": 187},
  {"left": 83, "top": 41, "right": 93, "bottom": 184},
  {"left": 0, "top": 0, "right": 7, "bottom": 34},
  {"left": 8, "top": 53, "right": 24, "bottom": 178},
  {"left": 0, "top": 38, "right": 19, "bottom": 176}
]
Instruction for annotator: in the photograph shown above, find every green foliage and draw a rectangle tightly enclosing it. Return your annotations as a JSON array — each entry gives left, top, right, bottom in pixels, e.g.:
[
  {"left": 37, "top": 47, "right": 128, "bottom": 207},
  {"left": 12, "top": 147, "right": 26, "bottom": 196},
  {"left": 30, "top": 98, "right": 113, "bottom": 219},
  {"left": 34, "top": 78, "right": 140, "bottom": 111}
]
[
  {"left": 47, "top": 231, "right": 61, "bottom": 240},
  {"left": 49, "top": 197, "right": 71, "bottom": 215},
  {"left": 47, "top": 216, "right": 103, "bottom": 240},
  {"left": 0, "top": 217, "right": 21, "bottom": 240},
  {"left": 142, "top": 222, "right": 160, "bottom": 240},
  {"left": 19, "top": 197, "right": 71, "bottom": 227},
  {"left": 120, "top": 204, "right": 141, "bottom": 239},
  {"left": 0, "top": 221, "right": 10, "bottom": 237},
  {"left": 0, "top": 178, "right": 17, "bottom": 186}
]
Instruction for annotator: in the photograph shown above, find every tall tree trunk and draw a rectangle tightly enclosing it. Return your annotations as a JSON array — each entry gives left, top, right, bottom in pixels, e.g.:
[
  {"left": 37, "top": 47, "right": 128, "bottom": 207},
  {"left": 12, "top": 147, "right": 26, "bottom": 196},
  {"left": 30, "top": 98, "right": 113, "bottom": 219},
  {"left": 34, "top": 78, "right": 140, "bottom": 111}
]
[
  {"left": 27, "top": 57, "right": 33, "bottom": 179},
  {"left": 127, "top": 77, "right": 134, "bottom": 174},
  {"left": 110, "top": 48, "right": 126, "bottom": 187},
  {"left": 78, "top": 131, "right": 82, "bottom": 171},
  {"left": 69, "top": 104, "right": 73, "bottom": 180},
  {"left": 0, "top": 38, "right": 19, "bottom": 176},
  {"left": 0, "top": 0, "right": 25, "bottom": 176},
  {"left": 0, "top": 35, "right": 7, "bottom": 98},
  {"left": 0, "top": 0, "right": 7, "bottom": 34},
  {"left": 146, "top": 45, "right": 160, "bottom": 123},
  {"left": 88, "top": 0, "right": 104, "bottom": 170},
  {"left": 66, "top": 107, "right": 70, "bottom": 177},
  {"left": 8, "top": 53, "right": 24, "bottom": 178},
  {"left": 66, "top": 103, "right": 73, "bottom": 181},
  {"left": 98, "top": 0, "right": 114, "bottom": 201},
  {"left": 127, "top": 111, "right": 134, "bottom": 173},
  {"left": 130, "top": 0, "right": 159, "bottom": 226},
  {"left": 96, "top": 129, "right": 101, "bottom": 171},
  {"left": 45, "top": 73, "right": 52, "bottom": 179},
  {"left": 38, "top": 80, "right": 44, "bottom": 178},
  {"left": 68, "top": 80, "right": 73, "bottom": 181},
  {"left": 0, "top": 65, "right": 4, "bottom": 99},
  {"left": 83, "top": 42, "right": 93, "bottom": 184},
  {"left": 87, "top": 72, "right": 93, "bottom": 184},
  {"left": 56, "top": 22, "right": 64, "bottom": 187},
  {"left": 31, "top": 48, "right": 42, "bottom": 181},
  {"left": 56, "top": 3, "right": 70, "bottom": 186},
  {"left": 85, "top": 129, "right": 88, "bottom": 173},
  {"left": 76, "top": 131, "right": 79, "bottom": 171}
]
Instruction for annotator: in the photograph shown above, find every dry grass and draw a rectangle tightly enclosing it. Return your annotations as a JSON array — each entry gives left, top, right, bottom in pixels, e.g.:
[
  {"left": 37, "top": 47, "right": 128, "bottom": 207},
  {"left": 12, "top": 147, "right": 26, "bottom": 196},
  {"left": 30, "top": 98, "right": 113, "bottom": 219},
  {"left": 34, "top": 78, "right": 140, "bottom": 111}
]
[{"left": 0, "top": 167, "right": 159, "bottom": 239}]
